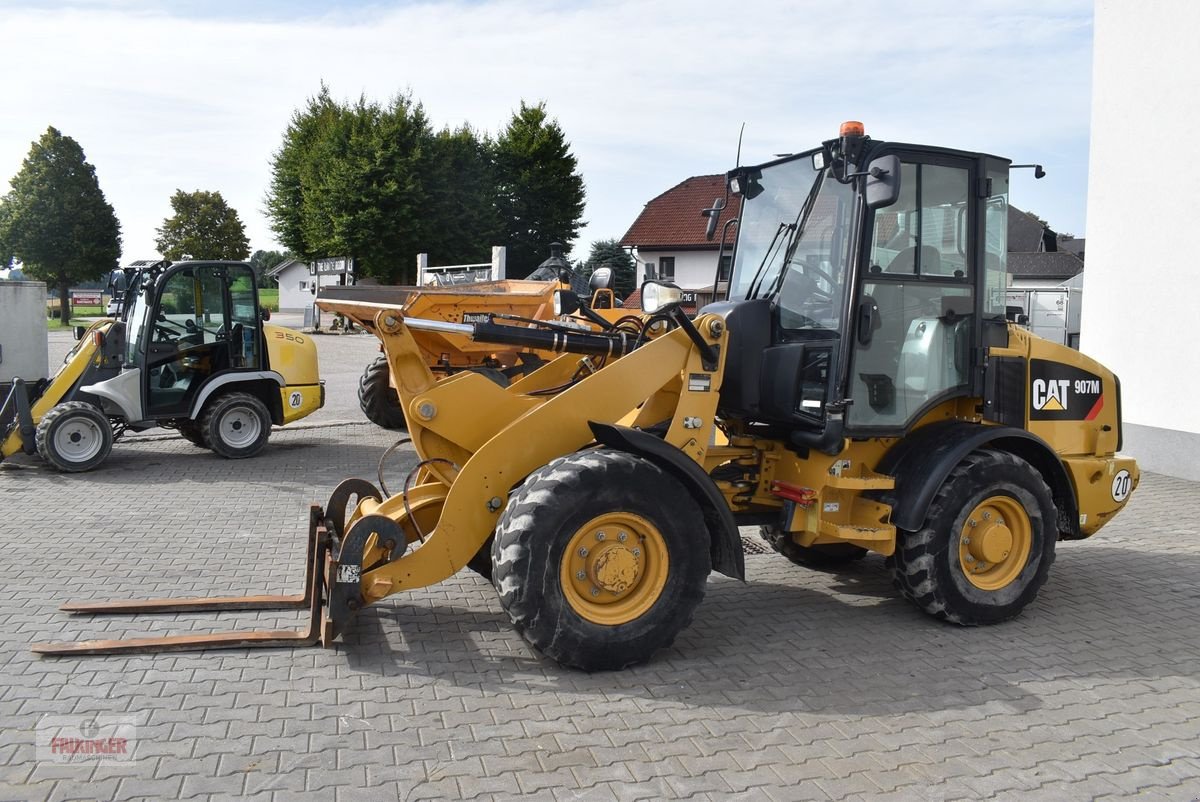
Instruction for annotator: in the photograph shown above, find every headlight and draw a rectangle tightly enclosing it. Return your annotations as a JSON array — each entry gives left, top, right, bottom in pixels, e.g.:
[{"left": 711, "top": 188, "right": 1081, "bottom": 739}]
[
  {"left": 553, "top": 289, "right": 580, "bottom": 316},
  {"left": 640, "top": 281, "right": 683, "bottom": 314}
]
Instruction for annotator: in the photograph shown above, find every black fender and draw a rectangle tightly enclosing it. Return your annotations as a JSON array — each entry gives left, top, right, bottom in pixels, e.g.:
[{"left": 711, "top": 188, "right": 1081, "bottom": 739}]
[
  {"left": 876, "top": 419, "right": 1080, "bottom": 539},
  {"left": 589, "top": 421, "right": 745, "bottom": 580}
]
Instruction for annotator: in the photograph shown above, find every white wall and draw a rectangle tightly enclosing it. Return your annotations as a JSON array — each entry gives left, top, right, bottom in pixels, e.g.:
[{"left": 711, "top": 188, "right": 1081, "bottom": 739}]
[
  {"left": 276, "top": 264, "right": 343, "bottom": 311},
  {"left": 1084, "top": 0, "right": 1200, "bottom": 478},
  {"left": 635, "top": 249, "right": 721, "bottom": 289},
  {"left": 0, "top": 281, "right": 49, "bottom": 383}
]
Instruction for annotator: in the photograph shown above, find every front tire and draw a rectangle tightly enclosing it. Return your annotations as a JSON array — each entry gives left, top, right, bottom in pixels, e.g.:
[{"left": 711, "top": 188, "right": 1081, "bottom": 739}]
[
  {"left": 891, "top": 449, "right": 1057, "bottom": 626},
  {"left": 201, "top": 392, "right": 271, "bottom": 459},
  {"left": 35, "top": 402, "right": 113, "bottom": 472},
  {"left": 358, "top": 355, "right": 407, "bottom": 430},
  {"left": 492, "top": 449, "right": 710, "bottom": 671}
]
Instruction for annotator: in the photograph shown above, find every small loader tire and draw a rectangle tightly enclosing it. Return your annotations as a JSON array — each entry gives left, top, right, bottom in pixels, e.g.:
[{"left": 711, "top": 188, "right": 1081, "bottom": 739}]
[
  {"left": 177, "top": 421, "right": 208, "bottom": 448},
  {"left": 491, "top": 449, "right": 710, "bottom": 671},
  {"left": 358, "top": 355, "right": 407, "bottom": 430},
  {"left": 891, "top": 449, "right": 1057, "bottom": 626},
  {"left": 35, "top": 401, "right": 113, "bottom": 473},
  {"left": 201, "top": 392, "right": 271, "bottom": 459},
  {"left": 759, "top": 527, "right": 868, "bottom": 569}
]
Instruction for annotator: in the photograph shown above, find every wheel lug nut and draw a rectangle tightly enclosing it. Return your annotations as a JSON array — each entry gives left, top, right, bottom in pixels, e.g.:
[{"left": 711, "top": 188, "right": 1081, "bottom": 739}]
[
  {"left": 968, "top": 519, "right": 977, "bottom": 527},
  {"left": 596, "top": 532, "right": 606, "bottom": 541},
  {"left": 576, "top": 570, "right": 586, "bottom": 580},
  {"left": 961, "top": 537, "right": 970, "bottom": 545},
  {"left": 618, "top": 532, "right": 627, "bottom": 542},
  {"left": 590, "top": 587, "right": 600, "bottom": 597},
  {"left": 965, "top": 555, "right": 974, "bottom": 562},
  {"left": 983, "top": 512, "right": 991, "bottom": 520},
  {"left": 631, "top": 548, "right": 641, "bottom": 557},
  {"left": 578, "top": 547, "right": 588, "bottom": 557}
]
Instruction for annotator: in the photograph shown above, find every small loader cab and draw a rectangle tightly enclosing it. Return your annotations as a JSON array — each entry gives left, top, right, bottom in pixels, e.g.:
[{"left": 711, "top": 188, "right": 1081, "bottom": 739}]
[
  {"left": 708, "top": 124, "right": 1011, "bottom": 451},
  {"left": 125, "top": 262, "right": 264, "bottom": 418}
]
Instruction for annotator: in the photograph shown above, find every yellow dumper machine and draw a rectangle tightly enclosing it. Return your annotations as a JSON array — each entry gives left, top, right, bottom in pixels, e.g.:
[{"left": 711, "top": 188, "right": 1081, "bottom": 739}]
[{"left": 37, "top": 125, "right": 1138, "bottom": 670}]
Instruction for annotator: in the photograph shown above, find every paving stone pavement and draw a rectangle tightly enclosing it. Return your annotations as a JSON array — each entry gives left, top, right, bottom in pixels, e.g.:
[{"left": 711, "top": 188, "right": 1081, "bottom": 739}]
[{"left": 4, "top": 333, "right": 1200, "bottom": 800}]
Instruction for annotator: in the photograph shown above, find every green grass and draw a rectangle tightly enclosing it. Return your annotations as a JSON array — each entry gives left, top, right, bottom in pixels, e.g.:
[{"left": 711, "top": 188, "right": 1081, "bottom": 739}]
[
  {"left": 43, "top": 291, "right": 278, "bottom": 328},
  {"left": 47, "top": 305, "right": 105, "bottom": 328}
]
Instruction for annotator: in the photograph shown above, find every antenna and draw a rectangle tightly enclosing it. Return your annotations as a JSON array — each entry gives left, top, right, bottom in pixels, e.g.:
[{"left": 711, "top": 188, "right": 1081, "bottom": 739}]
[{"left": 735, "top": 122, "right": 745, "bottom": 168}]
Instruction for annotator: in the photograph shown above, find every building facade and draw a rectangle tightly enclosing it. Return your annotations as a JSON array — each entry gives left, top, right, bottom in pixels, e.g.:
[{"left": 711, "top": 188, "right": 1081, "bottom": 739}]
[{"left": 1083, "top": 0, "right": 1200, "bottom": 480}]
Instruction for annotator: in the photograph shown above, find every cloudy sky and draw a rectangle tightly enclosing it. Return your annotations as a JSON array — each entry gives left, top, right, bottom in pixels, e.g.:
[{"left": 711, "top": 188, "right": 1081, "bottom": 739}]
[{"left": 0, "top": 0, "right": 1093, "bottom": 266}]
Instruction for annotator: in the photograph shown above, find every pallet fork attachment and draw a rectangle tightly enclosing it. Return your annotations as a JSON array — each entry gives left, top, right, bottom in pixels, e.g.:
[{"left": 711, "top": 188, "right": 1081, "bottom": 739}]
[{"left": 32, "top": 506, "right": 333, "bottom": 656}]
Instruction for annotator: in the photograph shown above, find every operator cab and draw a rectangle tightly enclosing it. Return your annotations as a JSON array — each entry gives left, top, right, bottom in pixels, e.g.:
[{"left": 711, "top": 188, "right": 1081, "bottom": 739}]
[
  {"left": 703, "top": 122, "right": 1011, "bottom": 452},
  {"left": 123, "top": 261, "right": 266, "bottom": 419}
]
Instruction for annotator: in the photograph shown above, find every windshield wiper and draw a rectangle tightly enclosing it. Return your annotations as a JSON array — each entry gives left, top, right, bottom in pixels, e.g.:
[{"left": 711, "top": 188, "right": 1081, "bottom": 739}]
[
  {"left": 745, "top": 222, "right": 791, "bottom": 300},
  {"left": 759, "top": 170, "right": 828, "bottom": 300}
]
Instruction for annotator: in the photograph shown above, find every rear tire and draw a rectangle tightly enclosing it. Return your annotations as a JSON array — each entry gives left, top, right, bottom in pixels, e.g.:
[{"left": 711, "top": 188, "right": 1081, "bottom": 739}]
[
  {"left": 177, "top": 421, "right": 208, "bottom": 448},
  {"left": 891, "top": 449, "right": 1057, "bottom": 626},
  {"left": 35, "top": 402, "right": 113, "bottom": 473},
  {"left": 358, "top": 355, "right": 407, "bottom": 430},
  {"left": 759, "top": 527, "right": 868, "bottom": 568},
  {"left": 492, "top": 449, "right": 710, "bottom": 671},
  {"left": 201, "top": 392, "right": 271, "bottom": 459}
]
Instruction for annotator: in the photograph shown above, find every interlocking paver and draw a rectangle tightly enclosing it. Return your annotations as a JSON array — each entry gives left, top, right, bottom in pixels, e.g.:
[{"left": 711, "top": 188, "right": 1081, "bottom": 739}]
[{"left": 3, "top": 329, "right": 1200, "bottom": 800}]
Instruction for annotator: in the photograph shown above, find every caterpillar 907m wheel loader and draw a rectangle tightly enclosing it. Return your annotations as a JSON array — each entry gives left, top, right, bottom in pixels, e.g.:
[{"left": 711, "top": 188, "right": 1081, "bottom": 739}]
[
  {"left": 1, "top": 260, "right": 323, "bottom": 472},
  {"left": 36, "top": 124, "right": 1138, "bottom": 671}
]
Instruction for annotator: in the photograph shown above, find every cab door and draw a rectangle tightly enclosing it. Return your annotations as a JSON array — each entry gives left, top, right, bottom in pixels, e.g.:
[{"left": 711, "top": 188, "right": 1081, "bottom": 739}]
[
  {"left": 143, "top": 264, "right": 261, "bottom": 418},
  {"left": 848, "top": 155, "right": 977, "bottom": 432}
]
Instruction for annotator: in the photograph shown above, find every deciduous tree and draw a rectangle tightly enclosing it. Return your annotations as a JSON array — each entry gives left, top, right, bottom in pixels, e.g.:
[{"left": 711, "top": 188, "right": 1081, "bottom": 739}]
[
  {"left": 0, "top": 127, "right": 121, "bottom": 321},
  {"left": 155, "top": 189, "right": 250, "bottom": 261}
]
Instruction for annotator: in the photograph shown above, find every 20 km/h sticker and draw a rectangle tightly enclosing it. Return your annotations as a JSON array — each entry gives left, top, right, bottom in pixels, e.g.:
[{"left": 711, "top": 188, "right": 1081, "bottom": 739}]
[{"left": 1111, "top": 470, "right": 1132, "bottom": 503}]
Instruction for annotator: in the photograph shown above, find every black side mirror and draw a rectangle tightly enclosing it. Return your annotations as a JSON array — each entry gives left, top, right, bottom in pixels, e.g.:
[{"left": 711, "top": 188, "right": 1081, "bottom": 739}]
[
  {"left": 864, "top": 155, "right": 901, "bottom": 209},
  {"left": 73, "top": 325, "right": 87, "bottom": 341},
  {"left": 260, "top": 308, "right": 271, "bottom": 322},
  {"left": 702, "top": 197, "right": 726, "bottom": 242}
]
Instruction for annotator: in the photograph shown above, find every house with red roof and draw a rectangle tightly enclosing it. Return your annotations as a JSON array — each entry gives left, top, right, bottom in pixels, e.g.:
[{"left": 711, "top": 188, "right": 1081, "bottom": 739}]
[{"left": 619, "top": 175, "right": 741, "bottom": 310}]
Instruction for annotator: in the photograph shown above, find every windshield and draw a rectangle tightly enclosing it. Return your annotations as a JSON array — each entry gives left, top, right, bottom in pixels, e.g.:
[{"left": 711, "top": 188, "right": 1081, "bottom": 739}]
[{"left": 728, "top": 153, "right": 858, "bottom": 332}]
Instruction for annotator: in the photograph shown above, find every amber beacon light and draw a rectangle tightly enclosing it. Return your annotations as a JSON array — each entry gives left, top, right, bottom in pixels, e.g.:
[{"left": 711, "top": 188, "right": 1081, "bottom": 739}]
[{"left": 839, "top": 120, "right": 865, "bottom": 137}]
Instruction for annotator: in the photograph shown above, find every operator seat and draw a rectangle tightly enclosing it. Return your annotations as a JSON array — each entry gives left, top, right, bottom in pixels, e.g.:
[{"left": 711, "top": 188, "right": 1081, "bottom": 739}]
[{"left": 887, "top": 245, "right": 941, "bottom": 276}]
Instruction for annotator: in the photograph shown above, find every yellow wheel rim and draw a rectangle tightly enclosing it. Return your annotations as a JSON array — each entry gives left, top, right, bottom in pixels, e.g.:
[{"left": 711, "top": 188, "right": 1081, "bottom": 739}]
[
  {"left": 958, "top": 495, "right": 1033, "bottom": 591},
  {"left": 560, "top": 512, "right": 669, "bottom": 625}
]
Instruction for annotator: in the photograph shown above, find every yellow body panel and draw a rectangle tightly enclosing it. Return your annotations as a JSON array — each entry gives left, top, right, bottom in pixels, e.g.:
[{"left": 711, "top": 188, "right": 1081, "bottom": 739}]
[
  {"left": 278, "top": 384, "right": 323, "bottom": 425},
  {"left": 264, "top": 324, "right": 320, "bottom": 385}
]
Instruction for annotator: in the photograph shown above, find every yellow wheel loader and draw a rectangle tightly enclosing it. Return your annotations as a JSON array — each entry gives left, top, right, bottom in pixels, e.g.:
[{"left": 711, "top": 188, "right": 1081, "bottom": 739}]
[
  {"left": 1, "top": 260, "right": 323, "bottom": 472},
  {"left": 318, "top": 249, "right": 638, "bottom": 430},
  {"left": 36, "top": 125, "right": 1138, "bottom": 671}
]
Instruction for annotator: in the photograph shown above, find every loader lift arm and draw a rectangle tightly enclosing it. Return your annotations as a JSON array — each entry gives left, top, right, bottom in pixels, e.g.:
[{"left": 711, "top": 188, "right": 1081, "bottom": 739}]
[{"left": 34, "top": 304, "right": 724, "bottom": 656}]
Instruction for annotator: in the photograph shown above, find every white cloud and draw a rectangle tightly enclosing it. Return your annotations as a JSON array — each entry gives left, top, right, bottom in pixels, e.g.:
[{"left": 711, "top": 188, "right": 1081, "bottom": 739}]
[{"left": 0, "top": 0, "right": 1092, "bottom": 266}]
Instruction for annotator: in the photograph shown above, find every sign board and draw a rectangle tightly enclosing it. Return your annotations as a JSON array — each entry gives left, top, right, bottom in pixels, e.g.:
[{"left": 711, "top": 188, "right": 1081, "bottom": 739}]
[
  {"left": 310, "top": 257, "right": 352, "bottom": 276},
  {"left": 680, "top": 291, "right": 698, "bottom": 303},
  {"left": 71, "top": 291, "right": 102, "bottom": 305}
]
